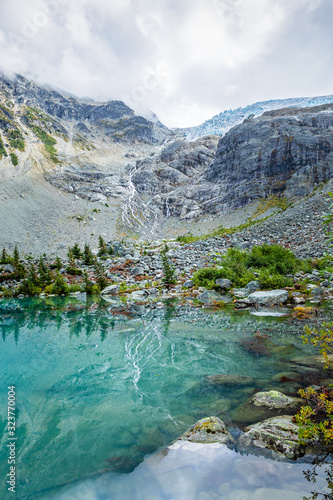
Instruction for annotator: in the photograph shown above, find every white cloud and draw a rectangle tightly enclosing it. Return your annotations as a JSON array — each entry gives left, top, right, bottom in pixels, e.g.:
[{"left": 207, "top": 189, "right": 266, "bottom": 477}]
[{"left": 0, "top": 0, "right": 332, "bottom": 127}]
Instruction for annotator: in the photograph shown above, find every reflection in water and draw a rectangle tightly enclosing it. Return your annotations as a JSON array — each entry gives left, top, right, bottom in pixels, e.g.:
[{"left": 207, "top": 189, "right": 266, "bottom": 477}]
[
  {"left": 52, "top": 442, "right": 331, "bottom": 500},
  {"left": 302, "top": 454, "right": 333, "bottom": 500}
]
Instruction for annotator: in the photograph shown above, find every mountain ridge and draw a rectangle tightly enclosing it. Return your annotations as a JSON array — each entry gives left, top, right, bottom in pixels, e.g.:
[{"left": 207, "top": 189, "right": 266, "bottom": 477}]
[{"left": 183, "top": 94, "right": 333, "bottom": 141}]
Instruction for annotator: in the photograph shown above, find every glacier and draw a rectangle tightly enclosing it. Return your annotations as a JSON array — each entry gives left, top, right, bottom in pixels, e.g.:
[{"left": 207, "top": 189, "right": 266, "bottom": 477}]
[{"left": 183, "top": 94, "right": 333, "bottom": 141}]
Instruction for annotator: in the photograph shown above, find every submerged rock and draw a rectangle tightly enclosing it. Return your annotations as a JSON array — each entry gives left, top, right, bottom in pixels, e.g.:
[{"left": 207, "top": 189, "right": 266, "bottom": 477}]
[
  {"left": 197, "top": 290, "right": 232, "bottom": 305},
  {"left": 179, "top": 416, "right": 234, "bottom": 445},
  {"left": 240, "top": 415, "right": 307, "bottom": 459},
  {"left": 207, "top": 374, "right": 254, "bottom": 387}
]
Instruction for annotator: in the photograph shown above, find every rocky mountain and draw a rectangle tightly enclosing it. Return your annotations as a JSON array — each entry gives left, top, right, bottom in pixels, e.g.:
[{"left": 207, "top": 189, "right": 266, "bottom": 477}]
[
  {"left": 131, "top": 103, "right": 333, "bottom": 220},
  {"left": 1, "top": 73, "right": 333, "bottom": 254},
  {"left": 0, "top": 73, "right": 173, "bottom": 182},
  {"left": 183, "top": 94, "right": 333, "bottom": 141}
]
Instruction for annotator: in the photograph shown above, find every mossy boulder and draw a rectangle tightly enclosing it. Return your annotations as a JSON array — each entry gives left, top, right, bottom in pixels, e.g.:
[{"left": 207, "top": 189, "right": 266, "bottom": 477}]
[
  {"left": 240, "top": 415, "right": 308, "bottom": 459},
  {"left": 231, "top": 391, "right": 302, "bottom": 427},
  {"left": 179, "top": 416, "right": 234, "bottom": 444}
]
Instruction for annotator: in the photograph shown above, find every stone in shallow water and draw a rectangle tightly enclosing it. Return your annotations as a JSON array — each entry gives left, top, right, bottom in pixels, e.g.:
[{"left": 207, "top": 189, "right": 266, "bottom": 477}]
[
  {"left": 179, "top": 416, "right": 234, "bottom": 444},
  {"left": 251, "top": 390, "right": 297, "bottom": 408},
  {"left": 207, "top": 374, "right": 254, "bottom": 387},
  {"left": 248, "top": 290, "right": 289, "bottom": 306},
  {"left": 271, "top": 372, "right": 302, "bottom": 383},
  {"left": 249, "top": 307, "right": 289, "bottom": 317},
  {"left": 198, "top": 398, "right": 231, "bottom": 417},
  {"left": 197, "top": 290, "right": 232, "bottom": 305},
  {"left": 231, "top": 391, "right": 302, "bottom": 427},
  {"left": 241, "top": 415, "right": 307, "bottom": 459}
]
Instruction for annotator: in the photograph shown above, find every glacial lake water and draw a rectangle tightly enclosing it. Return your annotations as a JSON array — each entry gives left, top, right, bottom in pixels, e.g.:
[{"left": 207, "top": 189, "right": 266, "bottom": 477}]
[{"left": 0, "top": 296, "right": 331, "bottom": 499}]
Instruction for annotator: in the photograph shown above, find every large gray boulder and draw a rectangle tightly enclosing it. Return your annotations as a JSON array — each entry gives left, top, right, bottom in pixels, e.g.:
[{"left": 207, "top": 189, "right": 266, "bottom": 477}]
[
  {"left": 248, "top": 290, "right": 289, "bottom": 306},
  {"left": 245, "top": 280, "right": 261, "bottom": 293},
  {"left": 215, "top": 278, "right": 232, "bottom": 289},
  {"left": 100, "top": 284, "right": 120, "bottom": 296},
  {"left": 240, "top": 415, "right": 309, "bottom": 459},
  {"left": 231, "top": 391, "right": 302, "bottom": 427}
]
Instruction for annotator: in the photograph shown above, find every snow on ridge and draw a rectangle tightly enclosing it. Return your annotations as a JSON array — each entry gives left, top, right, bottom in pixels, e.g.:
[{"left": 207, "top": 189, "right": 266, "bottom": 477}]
[{"left": 184, "top": 94, "right": 333, "bottom": 141}]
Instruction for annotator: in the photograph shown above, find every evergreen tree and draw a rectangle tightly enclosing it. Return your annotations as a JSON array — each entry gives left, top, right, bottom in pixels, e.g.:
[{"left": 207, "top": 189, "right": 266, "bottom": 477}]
[
  {"left": 82, "top": 270, "right": 95, "bottom": 294},
  {"left": 71, "top": 243, "right": 82, "bottom": 259},
  {"left": 12, "top": 244, "right": 20, "bottom": 267},
  {"left": 38, "top": 257, "right": 52, "bottom": 286},
  {"left": 83, "top": 244, "right": 95, "bottom": 265},
  {"left": 55, "top": 256, "right": 62, "bottom": 271},
  {"left": 93, "top": 259, "right": 108, "bottom": 291},
  {"left": 1, "top": 247, "right": 8, "bottom": 264},
  {"left": 98, "top": 235, "right": 107, "bottom": 257},
  {"left": 52, "top": 272, "right": 69, "bottom": 295},
  {"left": 160, "top": 243, "right": 176, "bottom": 287}
]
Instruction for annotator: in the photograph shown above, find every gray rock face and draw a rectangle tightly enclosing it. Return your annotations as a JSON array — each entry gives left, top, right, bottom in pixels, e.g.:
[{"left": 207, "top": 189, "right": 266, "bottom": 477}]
[
  {"left": 0, "top": 74, "right": 170, "bottom": 145},
  {"left": 202, "top": 105, "right": 333, "bottom": 212},
  {"left": 248, "top": 290, "right": 289, "bottom": 306},
  {"left": 179, "top": 416, "right": 234, "bottom": 444}
]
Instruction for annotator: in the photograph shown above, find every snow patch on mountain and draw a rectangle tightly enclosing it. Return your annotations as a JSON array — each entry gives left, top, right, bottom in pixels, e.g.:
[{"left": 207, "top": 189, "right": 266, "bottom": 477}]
[{"left": 184, "top": 94, "right": 333, "bottom": 141}]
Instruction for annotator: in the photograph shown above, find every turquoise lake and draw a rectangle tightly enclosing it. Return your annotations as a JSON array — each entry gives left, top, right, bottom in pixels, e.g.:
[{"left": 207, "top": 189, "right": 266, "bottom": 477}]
[{"left": 0, "top": 296, "right": 331, "bottom": 499}]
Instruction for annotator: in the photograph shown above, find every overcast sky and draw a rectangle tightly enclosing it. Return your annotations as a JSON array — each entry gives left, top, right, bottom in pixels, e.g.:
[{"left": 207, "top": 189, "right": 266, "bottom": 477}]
[{"left": 0, "top": 0, "right": 333, "bottom": 127}]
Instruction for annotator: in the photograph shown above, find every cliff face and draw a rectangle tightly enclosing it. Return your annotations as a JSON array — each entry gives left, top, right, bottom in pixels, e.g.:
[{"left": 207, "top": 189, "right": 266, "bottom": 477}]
[
  {"left": 129, "top": 104, "right": 333, "bottom": 220},
  {"left": 201, "top": 105, "right": 333, "bottom": 212}
]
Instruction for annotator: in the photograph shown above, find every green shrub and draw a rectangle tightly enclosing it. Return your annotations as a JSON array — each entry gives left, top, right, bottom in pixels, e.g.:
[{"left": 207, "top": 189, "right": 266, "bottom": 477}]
[
  {"left": 245, "top": 244, "right": 311, "bottom": 275},
  {"left": 10, "top": 153, "right": 18, "bottom": 166},
  {"left": 83, "top": 244, "right": 95, "bottom": 265},
  {"left": 51, "top": 273, "right": 69, "bottom": 295},
  {"left": 193, "top": 244, "right": 312, "bottom": 290},
  {"left": 192, "top": 267, "right": 225, "bottom": 288},
  {"left": 8, "top": 130, "right": 25, "bottom": 151},
  {"left": 66, "top": 267, "right": 83, "bottom": 276},
  {"left": 0, "top": 137, "right": 8, "bottom": 158}
]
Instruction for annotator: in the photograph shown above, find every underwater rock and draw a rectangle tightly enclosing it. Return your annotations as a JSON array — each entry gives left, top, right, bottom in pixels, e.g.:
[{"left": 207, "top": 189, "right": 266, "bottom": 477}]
[
  {"left": 197, "top": 290, "right": 232, "bottom": 305},
  {"left": 206, "top": 374, "right": 254, "bottom": 387}
]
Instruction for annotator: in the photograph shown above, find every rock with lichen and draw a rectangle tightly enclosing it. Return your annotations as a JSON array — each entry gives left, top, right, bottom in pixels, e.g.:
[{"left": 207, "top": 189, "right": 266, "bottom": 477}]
[{"left": 179, "top": 416, "right": 234, "bottom": 444}]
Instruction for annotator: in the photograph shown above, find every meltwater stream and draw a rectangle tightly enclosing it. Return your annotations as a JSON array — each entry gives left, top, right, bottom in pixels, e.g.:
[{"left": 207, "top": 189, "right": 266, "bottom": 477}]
[{"left": 0, "top": 297, "right": 331, "bottom": 499}]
